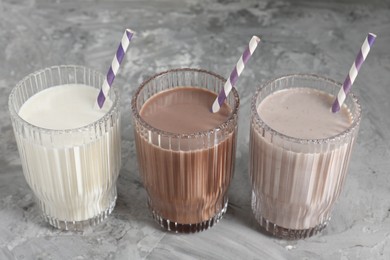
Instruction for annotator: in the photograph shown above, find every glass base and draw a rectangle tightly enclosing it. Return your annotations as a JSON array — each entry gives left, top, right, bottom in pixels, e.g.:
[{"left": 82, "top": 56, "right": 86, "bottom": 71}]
[
  {"left": 251, "top": 191, "right": 330, "bottom": 239},
  {"left": 150, "top": 201, "right": 228, "bottom": 233},
  {"left": 255, "top": 215, "right": 330, "bottom": 239},
  {"left": 42, "top": 197, "right": 117, "bottom": 231}
]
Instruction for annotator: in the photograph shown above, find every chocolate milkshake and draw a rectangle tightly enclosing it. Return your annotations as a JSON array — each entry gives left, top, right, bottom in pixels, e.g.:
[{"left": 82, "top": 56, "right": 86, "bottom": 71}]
[
  {"left": 249, "top": 74, "right": 361, "bottom": 239},
  {"left": 131, "top": 69, "right": 239, "bottom": 233}
]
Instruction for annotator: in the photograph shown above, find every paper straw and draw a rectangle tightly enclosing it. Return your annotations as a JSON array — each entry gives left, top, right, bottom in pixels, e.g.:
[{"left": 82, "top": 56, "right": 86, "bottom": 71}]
[
  {"left": 211, "top": 35, "right": 261, "bottom": 113},
  {"left": 332, "top": 33, "right": 376, "bottom": 113},
  {"left": 96, "top": 29, "right": 134, "bottom": 108}
]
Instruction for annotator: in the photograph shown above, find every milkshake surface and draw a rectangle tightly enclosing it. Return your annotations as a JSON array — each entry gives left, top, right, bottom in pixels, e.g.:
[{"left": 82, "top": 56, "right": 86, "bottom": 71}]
[
  {"left": 140, "top": 87, "right": 231, "bottom": 134},
  {"left": 257, "top": 88, "right": 352, "bottom": 139},
  {"left": 19, "top": 84, "right": 112, "bottom": 130}
]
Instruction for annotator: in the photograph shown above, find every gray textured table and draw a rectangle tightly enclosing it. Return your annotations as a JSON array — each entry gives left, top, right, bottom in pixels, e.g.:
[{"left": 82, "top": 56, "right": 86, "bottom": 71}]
[{"left": 1, "top": 0, "right": 389, "bottom": 259}]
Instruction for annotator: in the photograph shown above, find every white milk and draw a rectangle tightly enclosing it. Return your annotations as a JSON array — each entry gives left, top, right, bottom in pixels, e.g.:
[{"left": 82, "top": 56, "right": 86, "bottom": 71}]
[
  {"left": 16, "top": 84, "right": 121, "bottom": 223},
  {"left": 19, "top": 84, "right": 112, "bottom": 130}
]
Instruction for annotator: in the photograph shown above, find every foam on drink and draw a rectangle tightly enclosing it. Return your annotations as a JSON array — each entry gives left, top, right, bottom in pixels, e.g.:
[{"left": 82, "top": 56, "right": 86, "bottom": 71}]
[
  {"left": 140, "top": 87, "right": 231, "bottom": 134},
  {"left": 258, "top": 88, "right": 352, "bottom": 139},
  {"left": 19, "top": 84, "right": 112, "bottom": 130}
]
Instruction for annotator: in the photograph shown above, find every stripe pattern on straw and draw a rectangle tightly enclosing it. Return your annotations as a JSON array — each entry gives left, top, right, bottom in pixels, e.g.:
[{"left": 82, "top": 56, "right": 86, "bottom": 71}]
[
  {"left": 97, "top": 29, "right": 134, "bottom": 108},
  {"left": 211, "top": 35, "right": 261, "bottom": 113},
  {"left": 332, "top": 33, "right": 376, "bottom": 113}
]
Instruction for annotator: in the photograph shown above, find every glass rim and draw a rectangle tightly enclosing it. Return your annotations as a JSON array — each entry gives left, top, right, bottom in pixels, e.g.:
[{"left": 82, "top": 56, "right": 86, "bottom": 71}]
[
  {"left": 8, "top": 65, "right": 120, "bottom": 134},
  {"left": 131, "top": 68, "right": 240, "bottom": 138},
  {"left": 251, "top": 73, "right": 362, "bottom": 144}
]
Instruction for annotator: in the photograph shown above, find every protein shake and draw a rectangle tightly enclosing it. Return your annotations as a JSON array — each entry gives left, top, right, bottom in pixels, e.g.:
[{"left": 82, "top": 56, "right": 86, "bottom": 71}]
[
  {"left": 9, "top": 66, "right": 121, "bottom": 230},
  {"left": 249, "top": 74, "right": 361, "bottom": 239},
  {"left": 132, "top": 69, "right": 239, "bottom": 233}
]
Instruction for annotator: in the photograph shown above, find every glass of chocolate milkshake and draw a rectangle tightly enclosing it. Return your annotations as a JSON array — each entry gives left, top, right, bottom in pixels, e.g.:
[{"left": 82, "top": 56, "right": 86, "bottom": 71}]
[
  {"left": 131, "top": 68, "right": 239, "bottom": 233},
  {"left": 250, "top": 74, "right": 361, "bottom": 239}
]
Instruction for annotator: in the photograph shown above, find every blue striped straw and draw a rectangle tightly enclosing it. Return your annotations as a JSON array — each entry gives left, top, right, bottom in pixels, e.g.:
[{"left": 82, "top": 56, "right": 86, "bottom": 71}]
[
  {"left": 332, "top": 33, "right": 376, "bottom": 113},
  {"left": 97, "top": 29, "right": 134, "bottom": 108}
]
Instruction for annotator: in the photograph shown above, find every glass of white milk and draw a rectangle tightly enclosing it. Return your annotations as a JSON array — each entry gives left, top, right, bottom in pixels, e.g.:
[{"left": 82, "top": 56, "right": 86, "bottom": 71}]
[{"left": 8, "top": 65, "right": 121, "bottom": 231}]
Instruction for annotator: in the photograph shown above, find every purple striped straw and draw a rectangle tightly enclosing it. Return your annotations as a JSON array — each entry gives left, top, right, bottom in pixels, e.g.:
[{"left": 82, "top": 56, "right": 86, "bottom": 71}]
[
  {"left": 211, "top": 35, "right": 261, "bottom": 113},
  {"left": 332, "top": 33, "right": 376, "bottom": 113},
  {"left": 96, "top": 29, "right": 134, "bottom": 108}
]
